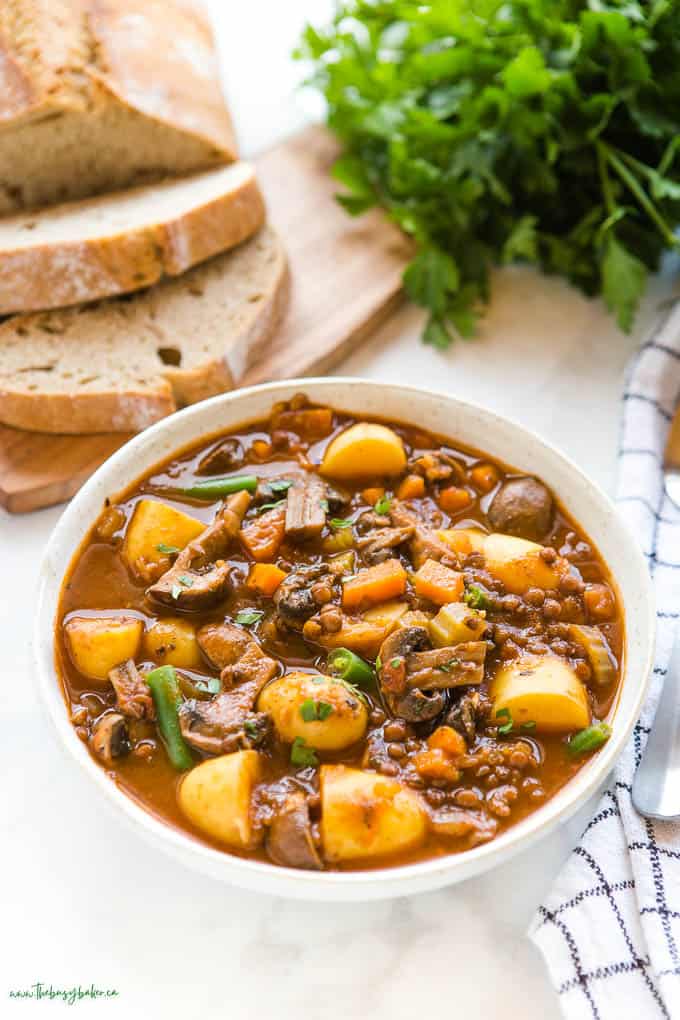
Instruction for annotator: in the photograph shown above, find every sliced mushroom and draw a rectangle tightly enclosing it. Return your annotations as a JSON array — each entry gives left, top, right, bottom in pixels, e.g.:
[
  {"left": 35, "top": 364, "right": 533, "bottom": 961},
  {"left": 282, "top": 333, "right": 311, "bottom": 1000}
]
[
  {"left": 179, "top": 694, "right": 271, "bottom": 755},
  {"left": 378, "top": 626, "right": 447, "bottom": 722},
  {"left": 285, "top": 477, "right": 327, "bottom": 540},
  {"left": 179, "top": 623, "right": 279, "bottom": 755},
  {"left": 426, "top": 805, "right": 498, "bottom": 846},
  {"left": 90, "top": 712, "right": 130, "bottom": 764},
  {"left": 487, "top": 477, "right": 554, "bottom": 541},
  {"left": 108, "top": 660, "right": 155, "bottom": 720},
  {"left": 274, "top": 563, "right": 332, "bottom": 632},
  {"left": 197, "top": 622, "right": 278, "bottom": 689},
  {"left": 445, "top": 688, "right": 491, "bottom": 744},
  {"left": 390, "top": 501, "right": 458, "bottom": 568},
  {"left": 408, "top": 451, "right": 464, "bottom": 484},
  {"left": 405, "top": 642, "right": 487, "bottom": 690},
  {"left": 267, "top": 791, "right": 323, "bottom": 870},
  {"left": 355, "top": 511, "right": 414, "bottom": 565},
  {"left": 196, "top": 438, "right": 244, "bottom": 475},
  {"left": 147, "top": 490, "right": 250, "bottom": 610}
]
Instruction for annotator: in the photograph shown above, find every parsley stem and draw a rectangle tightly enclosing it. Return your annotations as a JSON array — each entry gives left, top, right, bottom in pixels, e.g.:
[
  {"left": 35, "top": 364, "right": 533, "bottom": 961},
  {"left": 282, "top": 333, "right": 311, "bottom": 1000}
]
[{"left": 600, "top": 142, "right": 679, "bottom": 249}]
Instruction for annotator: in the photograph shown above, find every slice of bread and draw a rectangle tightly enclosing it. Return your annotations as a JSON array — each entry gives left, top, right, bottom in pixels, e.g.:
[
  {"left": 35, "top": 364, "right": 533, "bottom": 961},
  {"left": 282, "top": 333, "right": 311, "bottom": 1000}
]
[
  {"left": 0, "top": 225, "right": 289, "bottom": 434},
  {"left": 0, "top": 164, "right": 265, "bottom": 314},
  {"left": 0, "top": 1, "right": 237, "bottom": 213}
]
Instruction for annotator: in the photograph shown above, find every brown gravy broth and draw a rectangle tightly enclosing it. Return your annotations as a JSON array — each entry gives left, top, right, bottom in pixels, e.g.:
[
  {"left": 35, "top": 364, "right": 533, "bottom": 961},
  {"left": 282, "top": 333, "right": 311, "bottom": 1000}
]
[{"left": 56, "top": 396, "right": 623, "bottom": 871}]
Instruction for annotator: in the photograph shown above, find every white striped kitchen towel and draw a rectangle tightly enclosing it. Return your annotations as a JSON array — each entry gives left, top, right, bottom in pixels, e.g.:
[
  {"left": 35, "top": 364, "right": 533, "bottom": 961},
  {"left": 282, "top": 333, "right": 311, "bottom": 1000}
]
[{"left": 529, "top": 303, "right": 680, "bottom": 1018}]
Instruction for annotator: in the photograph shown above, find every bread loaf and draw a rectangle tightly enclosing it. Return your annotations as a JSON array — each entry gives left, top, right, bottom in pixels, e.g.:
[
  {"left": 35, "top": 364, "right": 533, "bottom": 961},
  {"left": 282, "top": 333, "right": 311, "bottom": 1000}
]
[
  {"left": 0, "top": 0, "right": 237, "bottom": 212},
  {"left": 0, "top": 226, "right": 289, "bottom": 433},
  {"left": 0, "top": 163, "right": 265, "bottom": 313}
]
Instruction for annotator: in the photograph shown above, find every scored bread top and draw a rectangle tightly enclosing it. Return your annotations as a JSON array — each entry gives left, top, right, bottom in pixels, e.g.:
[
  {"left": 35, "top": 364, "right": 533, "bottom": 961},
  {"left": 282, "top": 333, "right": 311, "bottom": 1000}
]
[
  {"left": 0, "top": 0, "right": 237, "bottom": 212},
  {"left": 0, "top": 163, "right": 266, "bottom": 313},
  {"left": 0, "top": 225, "right": 289, "bottom": 434}
]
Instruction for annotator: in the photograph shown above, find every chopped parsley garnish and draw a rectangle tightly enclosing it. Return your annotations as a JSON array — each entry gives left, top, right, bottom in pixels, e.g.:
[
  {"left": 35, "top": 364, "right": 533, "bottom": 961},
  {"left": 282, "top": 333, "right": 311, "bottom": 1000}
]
[
  {"left": 235, "top": 609, "right": 264, "bottom": 627},
  {"left": 496, "top": 706, "right": 514, "bottom": 735},
  {"left": 195, "top": 677, "right": 222, "bottom": 695},
  {"left": 156, "top": 543, "right": 180, "bottom": 555},
  {"left": 390, "top": 657, "right": 402, "bottom": 669},
  {"left": 269, "top": 479, "right": 294, "bottom": 493},
  {"left": 171, "top": 575, "right": 193, "bottom": 600},
  {"left": 330, "top": 517, "right": 352, "bottom": 529},
  {"left": 437, "top": 658, "right": 460, "bottom": 673},
  {"left": 290, "top": 737, "right": 319, "bottom": 767},
  {"left": 300, "top": 698, "right": 334, "bottom": 722},
  {"left": 244, "top": 720, "right": 259, "bottom": 740},
  {"left": 319, "top": 498, "right": 330, "bottom": 512},
  {"left": 258, "top": 499, "right": 286, "bottom": 513},
  {"left": 374, "top": 494, "right": 392, "bottom": 515},
  {"left": 463, "top": 584, "right": 489, "bottom": 610}
]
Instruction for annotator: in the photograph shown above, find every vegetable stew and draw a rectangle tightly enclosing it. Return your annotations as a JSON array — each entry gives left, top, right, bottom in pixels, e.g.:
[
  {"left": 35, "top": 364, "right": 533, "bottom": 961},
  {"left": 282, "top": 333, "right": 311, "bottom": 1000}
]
[{"left": 56, "top": 394, "right": 623, "bottom": 871}]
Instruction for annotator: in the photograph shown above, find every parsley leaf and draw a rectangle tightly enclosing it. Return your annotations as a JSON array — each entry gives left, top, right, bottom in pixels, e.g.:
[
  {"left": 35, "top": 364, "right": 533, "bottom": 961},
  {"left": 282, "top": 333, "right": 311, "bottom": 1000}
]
[
  {"left": 171, "top": 575, "right": 193, "bottom": 600},
  {"left": 374, "top": 494, "right": 392, "bottom": 515},
  {"left": 299, "top": 2, "right": 680, "bottom": 340},
  {"left": 235, "top": 609, "right": 264, "bottom": 627},
  {"left": 601, "top": 235, "right": 647, "bottom": 333},
  {"left": 463, "top": 584, "right": 490, "bottom": 610},
  {"left": 269, "top": 479, "right": 294, "bottom": 493},
  {"left": 290, "top": 737, "right": 319, "bottom": 767},
  {"left": 496, "top": 707, "right": 514, "bottom": 735},
  {"left": 156, "top": 543, "right": 180, "bottom": 555},
  {"left": 258, "top": 499, "right": 286, "bottom": 513},
  {"left": 330, "top": 517, "right": 352, "bottom": 529}
]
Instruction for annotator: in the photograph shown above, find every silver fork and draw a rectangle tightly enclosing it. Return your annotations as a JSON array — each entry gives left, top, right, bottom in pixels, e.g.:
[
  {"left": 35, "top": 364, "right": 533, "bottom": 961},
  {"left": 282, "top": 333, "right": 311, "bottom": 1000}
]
[{"left": 632, "top": 409, "right": 680, "bottom": 819}]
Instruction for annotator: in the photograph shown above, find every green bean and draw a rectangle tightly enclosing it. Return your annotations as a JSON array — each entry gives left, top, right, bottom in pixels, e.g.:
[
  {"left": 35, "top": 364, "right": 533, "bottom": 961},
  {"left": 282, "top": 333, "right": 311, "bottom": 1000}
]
[
  {"left": 146, "top": 665, "right": 194, "bottom": 771},
  {"left": 566, "top": 722, "right": 611, "bottom": 757},
  {"left": 327, "top": 647, "right": 375, "bottom": 688},
  {"left": 179, "top": 475, "right": 258, "bottom": 500}
]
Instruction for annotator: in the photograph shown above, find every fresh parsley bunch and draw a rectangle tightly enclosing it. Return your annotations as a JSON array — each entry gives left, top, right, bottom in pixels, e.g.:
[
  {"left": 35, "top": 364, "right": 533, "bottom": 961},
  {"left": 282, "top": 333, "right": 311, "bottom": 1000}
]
[{"left": 298, "top": 0, "right": 680, "bottom": 345}]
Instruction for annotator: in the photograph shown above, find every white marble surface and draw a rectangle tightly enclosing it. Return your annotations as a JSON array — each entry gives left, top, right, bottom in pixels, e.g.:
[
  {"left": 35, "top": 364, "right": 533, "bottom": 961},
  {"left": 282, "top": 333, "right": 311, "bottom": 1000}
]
[{"left": 1, "top": 2, "right": 678, "bottom": 1017}]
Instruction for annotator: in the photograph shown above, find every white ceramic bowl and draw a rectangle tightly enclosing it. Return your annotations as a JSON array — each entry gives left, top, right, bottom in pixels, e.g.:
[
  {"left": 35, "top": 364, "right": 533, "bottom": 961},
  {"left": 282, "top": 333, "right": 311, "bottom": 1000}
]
[{"left": 35, "top": 378, "right": 655, "bottom": 900}]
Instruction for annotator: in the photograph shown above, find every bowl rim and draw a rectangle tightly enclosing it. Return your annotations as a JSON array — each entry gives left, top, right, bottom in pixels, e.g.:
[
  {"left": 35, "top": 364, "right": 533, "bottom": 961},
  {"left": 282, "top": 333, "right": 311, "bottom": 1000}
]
[{"left": 34, "top": 377, "right": 656, "bottom": 899}]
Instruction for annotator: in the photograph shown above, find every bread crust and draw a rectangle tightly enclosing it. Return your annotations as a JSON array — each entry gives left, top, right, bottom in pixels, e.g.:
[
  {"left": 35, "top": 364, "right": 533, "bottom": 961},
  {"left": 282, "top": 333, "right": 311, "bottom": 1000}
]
[
  {"left": 0, "top": 1, "right": 237, "bottom": 210},
  {"left": 0, "top": 227, "right": 289, "bottom": 434},
  {"left": 0, "top": 165, "right": 265, "bottom": 313}
]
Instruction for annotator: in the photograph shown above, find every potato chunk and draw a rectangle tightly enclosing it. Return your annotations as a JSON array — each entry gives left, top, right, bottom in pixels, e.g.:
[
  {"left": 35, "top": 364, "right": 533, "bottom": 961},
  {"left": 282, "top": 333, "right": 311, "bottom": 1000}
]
[
  {"left": 122, "top": 499, "right": 204, "bottom": 583},
  {"left": 321, "top": 423, "right": 407, "bottom": 479},
  {"left": 65, "top": 615, "right": 143, "bottom": 682},
  {"left": 429, "top": 602, "right": 486, "bottom": 647},
  {"left": 258, "top": 673, "right": 368, "bottom": 751},
  {"left": 142, "top": 617, "right": 201, "bottom": 669},
  {"left": 178, "top": 750, "right": 262, "bottom": 848},
  {"left": 490, "top": 655, "right": 591, "bottom": 733},
  {"left": 320, "top": 766, "right": 426, "bottom": 863},
  {"left": 482, "top": 533, "right": 563, "bottom": 594},
  {"left": 437, "top": 528, "right": 487, "bottom": 557},
  {"left": 363, "top": 600, "right": 409, "bottom": 633}
]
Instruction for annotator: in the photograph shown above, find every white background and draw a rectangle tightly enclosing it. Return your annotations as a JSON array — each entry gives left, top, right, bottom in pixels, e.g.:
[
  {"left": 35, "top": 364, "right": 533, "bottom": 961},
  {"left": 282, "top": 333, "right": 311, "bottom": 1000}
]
[{"left": 1, "top": 2, "right": 678, "bottom": 1017}]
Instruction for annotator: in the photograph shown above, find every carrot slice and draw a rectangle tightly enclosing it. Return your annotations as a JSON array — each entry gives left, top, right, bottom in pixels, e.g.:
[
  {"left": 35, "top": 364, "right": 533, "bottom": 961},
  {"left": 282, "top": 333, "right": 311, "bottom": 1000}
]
[
  {"left": 246, "top": 562, "right": 287, "bottom": 596},
  {"left": 240, "top": 508, "right": 285, "bottom": 562},
  {"left": 342, "top": 558, "right": 407, "bottom": 611},
  {"left": 414, "top": 558, "right": 464, "bottom": 605},
  {"left": 397, "top": 474, "right": 425, "bottom": 500}
]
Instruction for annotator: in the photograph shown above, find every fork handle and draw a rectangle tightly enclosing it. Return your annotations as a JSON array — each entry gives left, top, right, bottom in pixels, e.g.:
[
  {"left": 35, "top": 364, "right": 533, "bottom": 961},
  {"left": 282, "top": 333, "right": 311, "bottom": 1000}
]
[{"left": 633, "top": 625, "right": 680, "bottom": 819}]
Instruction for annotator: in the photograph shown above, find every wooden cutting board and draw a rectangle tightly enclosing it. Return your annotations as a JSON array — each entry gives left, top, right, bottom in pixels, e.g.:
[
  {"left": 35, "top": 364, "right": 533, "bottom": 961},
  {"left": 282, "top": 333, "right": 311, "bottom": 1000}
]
[{"left": 0, "top": 125, "right": 411, "bottom": 513}]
